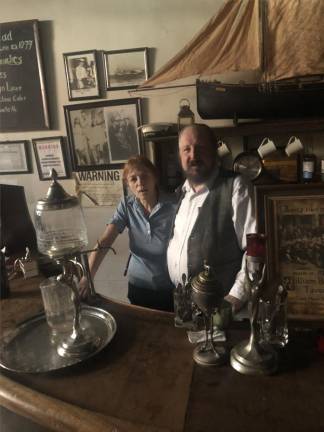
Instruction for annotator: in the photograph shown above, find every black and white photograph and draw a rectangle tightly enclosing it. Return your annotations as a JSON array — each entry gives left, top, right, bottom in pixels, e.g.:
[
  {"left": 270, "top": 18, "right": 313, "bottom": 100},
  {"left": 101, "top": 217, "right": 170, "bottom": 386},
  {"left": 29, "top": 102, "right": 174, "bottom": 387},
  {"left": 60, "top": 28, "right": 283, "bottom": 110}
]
[
  {"left": 105, "top": 104, "right": 141, "bottom": 163},
  {"left": 64, "top": 98, "right": 142, "bottom": 171},
  {"left": 32, "top": 136, "right": 70, "bottom": 180},
  {"left": 103, "top": 47, "right": 148, "bottom": 90},
  {"left": 63, "top": 50, "right": 101, "bottom": 100}
]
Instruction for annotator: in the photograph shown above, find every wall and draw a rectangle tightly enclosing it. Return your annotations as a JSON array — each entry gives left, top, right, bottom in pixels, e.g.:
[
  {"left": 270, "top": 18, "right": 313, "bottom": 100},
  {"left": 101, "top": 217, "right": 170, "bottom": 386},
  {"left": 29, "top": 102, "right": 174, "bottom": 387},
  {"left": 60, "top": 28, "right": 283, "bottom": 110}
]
[{"left": 1, "top": 0, "right": 239, "bottom": 301}]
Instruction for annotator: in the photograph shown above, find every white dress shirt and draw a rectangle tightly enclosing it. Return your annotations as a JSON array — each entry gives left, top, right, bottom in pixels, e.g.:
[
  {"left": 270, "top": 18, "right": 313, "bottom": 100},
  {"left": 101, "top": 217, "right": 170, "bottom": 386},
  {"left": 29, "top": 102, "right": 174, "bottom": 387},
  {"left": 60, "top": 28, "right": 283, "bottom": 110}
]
[{"left": 167, "top": 171, "right": 256, "bottom": 301}]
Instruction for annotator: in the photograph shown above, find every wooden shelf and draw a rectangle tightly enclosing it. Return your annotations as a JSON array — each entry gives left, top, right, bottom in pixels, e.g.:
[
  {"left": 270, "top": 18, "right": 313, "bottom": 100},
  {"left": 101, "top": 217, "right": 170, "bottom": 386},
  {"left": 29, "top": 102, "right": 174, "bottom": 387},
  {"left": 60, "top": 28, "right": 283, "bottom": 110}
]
[{"left": 213, "top": 117, "right": 324, "bottom": 137}]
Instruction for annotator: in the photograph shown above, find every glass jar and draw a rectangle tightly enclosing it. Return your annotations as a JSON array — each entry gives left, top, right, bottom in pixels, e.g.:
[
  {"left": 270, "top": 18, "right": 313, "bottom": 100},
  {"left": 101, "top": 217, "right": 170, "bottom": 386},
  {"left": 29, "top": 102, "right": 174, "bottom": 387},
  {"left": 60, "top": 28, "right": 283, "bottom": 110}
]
[{"left": 35, "top": 170, "right": 88, "bottom": 258}]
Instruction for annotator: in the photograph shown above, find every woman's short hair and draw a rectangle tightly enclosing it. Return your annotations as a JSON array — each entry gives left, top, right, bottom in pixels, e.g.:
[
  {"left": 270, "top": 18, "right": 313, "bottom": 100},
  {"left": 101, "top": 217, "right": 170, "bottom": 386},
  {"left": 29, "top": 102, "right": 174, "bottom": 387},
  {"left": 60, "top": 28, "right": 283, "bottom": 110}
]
[{"left": 122, "top": 155, "right": 159, "bottom": 184}]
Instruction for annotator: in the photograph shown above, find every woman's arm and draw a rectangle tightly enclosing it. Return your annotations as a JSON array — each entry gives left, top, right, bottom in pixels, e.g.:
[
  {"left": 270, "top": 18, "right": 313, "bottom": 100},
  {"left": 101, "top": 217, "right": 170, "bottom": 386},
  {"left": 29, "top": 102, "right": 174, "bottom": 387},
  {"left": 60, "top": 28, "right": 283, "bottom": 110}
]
[{"left": 79, "top": 223, "right": 119, "bottom": 298}]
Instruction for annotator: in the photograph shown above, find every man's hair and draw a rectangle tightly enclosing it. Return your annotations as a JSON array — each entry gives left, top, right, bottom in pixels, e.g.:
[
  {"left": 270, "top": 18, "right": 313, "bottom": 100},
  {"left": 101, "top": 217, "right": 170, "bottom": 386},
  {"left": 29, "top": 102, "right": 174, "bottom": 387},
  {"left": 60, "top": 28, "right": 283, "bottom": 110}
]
[
  {"left": 122, "top": 155, "right": 159, "bottom": 184},
  {"left": 178, "top": 123, "right": 215, "bottom": 148}
]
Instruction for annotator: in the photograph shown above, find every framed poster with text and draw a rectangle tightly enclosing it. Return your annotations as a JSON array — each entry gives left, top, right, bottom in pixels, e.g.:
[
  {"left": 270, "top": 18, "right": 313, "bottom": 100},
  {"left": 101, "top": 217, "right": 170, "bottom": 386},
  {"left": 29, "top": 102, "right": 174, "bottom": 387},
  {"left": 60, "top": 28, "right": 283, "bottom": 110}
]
[{"left": 255, "top": 183, "right": 324, "bottom": 321}]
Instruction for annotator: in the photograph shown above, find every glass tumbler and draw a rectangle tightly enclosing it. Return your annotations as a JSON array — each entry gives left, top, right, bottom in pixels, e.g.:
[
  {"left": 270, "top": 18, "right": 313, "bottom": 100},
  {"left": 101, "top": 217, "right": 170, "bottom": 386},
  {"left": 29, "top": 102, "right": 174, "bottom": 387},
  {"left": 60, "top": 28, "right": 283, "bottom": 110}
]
[
  {"left": 40, "top": 276, "right": 75, "bottom": 340},
  {"left": 259, "top": 298, "right": 289, "bottom": 348}
]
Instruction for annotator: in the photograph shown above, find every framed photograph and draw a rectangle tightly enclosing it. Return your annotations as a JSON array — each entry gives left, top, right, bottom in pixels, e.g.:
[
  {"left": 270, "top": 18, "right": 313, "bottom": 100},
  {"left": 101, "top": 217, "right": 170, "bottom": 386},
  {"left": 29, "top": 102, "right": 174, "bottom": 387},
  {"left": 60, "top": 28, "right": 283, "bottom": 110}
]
[
  {"left": 64, "top": 98, "right": 142, "bottom": 171},
  {"left": 32, "top": 136, "right": 70, "bottom": 180},
  {"left": 0, "top": 141, "right": 31, "bottom": 174},
  {"left": 63, "top": 50, "right": 101, "bottom": 101},
  {"left": 103, "top": 47, "right": 148, "bottom": 90},
  {"left": 255, "top": 183, "right": 324, "bottom": 321}
]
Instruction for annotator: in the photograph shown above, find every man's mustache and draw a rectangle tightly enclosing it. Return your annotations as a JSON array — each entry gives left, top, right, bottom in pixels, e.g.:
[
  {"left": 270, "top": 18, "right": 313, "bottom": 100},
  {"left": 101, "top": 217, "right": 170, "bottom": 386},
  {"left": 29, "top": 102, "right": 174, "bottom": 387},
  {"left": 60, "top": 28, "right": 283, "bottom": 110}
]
[{"left": 188, "top": 160, "right": 203, "bottom": 167}]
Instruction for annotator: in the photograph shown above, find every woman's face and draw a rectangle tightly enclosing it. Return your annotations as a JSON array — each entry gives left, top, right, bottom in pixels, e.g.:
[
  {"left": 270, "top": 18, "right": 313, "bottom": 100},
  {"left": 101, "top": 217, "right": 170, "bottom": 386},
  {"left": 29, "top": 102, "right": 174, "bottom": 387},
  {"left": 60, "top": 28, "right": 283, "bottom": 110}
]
[{"left": 126, "top": 167, "right": 157, "bottom": 201}]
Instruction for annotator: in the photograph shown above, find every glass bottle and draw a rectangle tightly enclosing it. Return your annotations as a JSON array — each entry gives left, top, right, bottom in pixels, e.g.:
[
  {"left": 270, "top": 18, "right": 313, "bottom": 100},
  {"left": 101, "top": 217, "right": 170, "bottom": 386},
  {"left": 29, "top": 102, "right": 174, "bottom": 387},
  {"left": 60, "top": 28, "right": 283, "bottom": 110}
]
[{"left": 301, "top": 153, "right": 316, "bottom": 183}]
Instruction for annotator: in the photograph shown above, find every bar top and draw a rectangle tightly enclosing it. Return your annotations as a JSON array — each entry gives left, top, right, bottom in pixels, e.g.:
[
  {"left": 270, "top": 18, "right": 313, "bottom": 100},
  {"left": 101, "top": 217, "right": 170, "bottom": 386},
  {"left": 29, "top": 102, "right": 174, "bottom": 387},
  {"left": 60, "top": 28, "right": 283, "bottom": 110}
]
[{"left": 1, "top": 276, "right": 324, "bottom": 432}]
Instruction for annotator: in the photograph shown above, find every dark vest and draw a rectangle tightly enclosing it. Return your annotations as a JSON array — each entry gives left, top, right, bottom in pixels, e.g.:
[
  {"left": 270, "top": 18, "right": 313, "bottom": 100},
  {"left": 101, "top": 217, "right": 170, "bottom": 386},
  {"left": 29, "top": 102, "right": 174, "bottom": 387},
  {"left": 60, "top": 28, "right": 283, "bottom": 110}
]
[{"left": 175, "top": 170, "right": 244, "bottom": 296}]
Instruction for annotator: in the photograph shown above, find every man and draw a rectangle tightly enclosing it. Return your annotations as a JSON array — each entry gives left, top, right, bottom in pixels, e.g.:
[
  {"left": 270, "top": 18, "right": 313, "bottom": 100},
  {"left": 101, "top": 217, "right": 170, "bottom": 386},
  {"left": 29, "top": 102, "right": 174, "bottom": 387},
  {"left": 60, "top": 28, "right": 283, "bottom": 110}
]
[{"left": 167, "top": 124, "right": 256, "bottom": 313}]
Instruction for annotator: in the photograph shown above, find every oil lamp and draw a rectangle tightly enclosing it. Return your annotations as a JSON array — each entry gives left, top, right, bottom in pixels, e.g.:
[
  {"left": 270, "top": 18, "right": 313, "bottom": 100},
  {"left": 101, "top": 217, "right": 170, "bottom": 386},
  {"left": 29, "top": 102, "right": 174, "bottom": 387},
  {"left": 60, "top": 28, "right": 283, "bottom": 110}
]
[
  {"left": 34, "top": 169, "right": 99, "bottom": 358},
  {"left": 177, "top": 98, "right": 195, "bottom": 131},
  {"left": 230, "top": 234, "right": 278, "bottom": 375}
]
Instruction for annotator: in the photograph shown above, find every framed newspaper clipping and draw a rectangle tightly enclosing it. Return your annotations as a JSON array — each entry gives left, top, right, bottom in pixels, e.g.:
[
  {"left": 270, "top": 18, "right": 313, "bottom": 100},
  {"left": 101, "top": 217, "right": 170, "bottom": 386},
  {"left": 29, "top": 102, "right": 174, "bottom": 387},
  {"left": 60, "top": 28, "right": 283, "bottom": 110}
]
[{"left": 255, "top": 183, "right": 324, "bottom": 321}]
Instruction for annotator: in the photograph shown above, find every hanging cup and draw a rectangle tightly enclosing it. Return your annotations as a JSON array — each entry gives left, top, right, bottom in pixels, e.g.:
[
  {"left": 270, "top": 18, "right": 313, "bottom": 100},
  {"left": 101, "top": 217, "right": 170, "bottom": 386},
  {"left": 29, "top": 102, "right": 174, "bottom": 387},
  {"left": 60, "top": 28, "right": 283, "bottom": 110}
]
[
  {"left": 285, "top": 136, "right": 303, "bottom": 156},
  {"left": 257, "top": 138, "right": 276, "bottom": 159},
  {"left": 217, "top": 140, "right": 231, "bottom": 158}
]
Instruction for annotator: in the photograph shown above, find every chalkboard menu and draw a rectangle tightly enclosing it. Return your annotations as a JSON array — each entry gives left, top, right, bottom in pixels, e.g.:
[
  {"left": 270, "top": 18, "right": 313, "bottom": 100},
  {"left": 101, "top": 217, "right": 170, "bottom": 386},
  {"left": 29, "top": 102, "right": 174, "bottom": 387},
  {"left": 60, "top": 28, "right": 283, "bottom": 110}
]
[{"left": 0, "top": 20, "right": 49, "bottom": 131}]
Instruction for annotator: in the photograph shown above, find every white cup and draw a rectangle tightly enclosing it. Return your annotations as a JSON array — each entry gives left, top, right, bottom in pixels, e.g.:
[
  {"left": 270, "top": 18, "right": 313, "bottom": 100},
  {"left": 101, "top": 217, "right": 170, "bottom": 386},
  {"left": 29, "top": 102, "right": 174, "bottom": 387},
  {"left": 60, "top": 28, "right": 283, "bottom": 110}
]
[
  {"left": 285, "top": 136, "right": 303, "bottom": 156},
  {"left": 217, "top": 140, "right": 231, "bottom": 158},
  {"left": 257, "top": 138, "right": 277, "bottom": 159}
]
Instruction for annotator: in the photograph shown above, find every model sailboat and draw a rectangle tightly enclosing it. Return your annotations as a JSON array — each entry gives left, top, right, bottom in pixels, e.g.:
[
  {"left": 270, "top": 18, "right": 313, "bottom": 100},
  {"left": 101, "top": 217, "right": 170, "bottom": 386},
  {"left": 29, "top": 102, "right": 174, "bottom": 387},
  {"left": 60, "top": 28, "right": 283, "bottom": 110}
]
[{"left": 140, "top": 0, "right": 324, "bottom": 121}]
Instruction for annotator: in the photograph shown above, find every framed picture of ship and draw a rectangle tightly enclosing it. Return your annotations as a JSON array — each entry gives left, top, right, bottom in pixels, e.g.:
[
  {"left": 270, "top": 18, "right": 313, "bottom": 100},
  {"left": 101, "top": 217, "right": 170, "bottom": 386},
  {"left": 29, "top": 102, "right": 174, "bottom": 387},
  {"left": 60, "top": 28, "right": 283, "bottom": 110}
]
[{"left": 103, "top": 47, "right": 148, "bottom": 90}]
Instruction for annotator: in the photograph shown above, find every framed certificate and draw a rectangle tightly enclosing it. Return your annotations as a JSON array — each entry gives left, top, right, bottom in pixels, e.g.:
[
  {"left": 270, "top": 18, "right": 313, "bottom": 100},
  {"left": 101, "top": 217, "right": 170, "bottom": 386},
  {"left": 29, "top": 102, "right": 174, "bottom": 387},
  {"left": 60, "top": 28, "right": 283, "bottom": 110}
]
[
  {"left": 32, "top": 136, "right": 70, "bottom": 180},
  {"left": 0, "top": 141, "right": 31, "bottom": 174}
]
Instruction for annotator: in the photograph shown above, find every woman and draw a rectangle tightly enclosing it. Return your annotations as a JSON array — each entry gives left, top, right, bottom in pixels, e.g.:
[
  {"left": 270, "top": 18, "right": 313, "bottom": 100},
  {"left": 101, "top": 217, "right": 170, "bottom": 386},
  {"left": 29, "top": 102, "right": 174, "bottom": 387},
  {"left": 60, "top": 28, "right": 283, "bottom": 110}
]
[{"left": 79, "top": 156, "right": 176, "bottom": 311}]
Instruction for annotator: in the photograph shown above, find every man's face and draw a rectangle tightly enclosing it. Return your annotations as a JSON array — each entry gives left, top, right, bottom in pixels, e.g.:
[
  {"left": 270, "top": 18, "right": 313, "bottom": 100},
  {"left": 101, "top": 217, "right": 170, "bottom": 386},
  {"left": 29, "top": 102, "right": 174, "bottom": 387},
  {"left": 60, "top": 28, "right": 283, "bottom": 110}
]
[{"left": 178, "top": 127, "right": 216, "bottom": 185}]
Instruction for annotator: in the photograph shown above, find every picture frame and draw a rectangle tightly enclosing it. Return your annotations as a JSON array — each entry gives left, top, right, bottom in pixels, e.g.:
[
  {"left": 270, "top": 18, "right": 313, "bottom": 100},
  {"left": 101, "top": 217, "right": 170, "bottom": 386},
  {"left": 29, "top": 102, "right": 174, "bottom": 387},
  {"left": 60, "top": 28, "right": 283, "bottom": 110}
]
[
  {"left": 32, "top": 136, "right": 70, "bottom": 180},
  {"left": 63, "top": 50, "right": 101, "bottom": 101},
  {"left": 255, "top": 183, "right": 324, "bottom": 321},
  {"left": 64, "top": 98, "right": 142, "bottom": 171},
  {"left": 103, "top": 47, "right": 148, "bottom": 90},
  {"left": 0, "top": 141, "right": 31, "bottom": 174}
]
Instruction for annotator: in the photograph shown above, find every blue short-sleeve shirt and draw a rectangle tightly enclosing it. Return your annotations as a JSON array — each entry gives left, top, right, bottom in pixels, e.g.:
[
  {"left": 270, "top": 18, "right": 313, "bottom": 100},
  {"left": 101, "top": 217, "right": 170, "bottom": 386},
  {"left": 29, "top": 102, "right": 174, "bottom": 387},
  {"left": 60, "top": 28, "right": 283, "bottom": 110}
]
[{"left": 110, "top": 195, "right": 176, "bottom": 291}]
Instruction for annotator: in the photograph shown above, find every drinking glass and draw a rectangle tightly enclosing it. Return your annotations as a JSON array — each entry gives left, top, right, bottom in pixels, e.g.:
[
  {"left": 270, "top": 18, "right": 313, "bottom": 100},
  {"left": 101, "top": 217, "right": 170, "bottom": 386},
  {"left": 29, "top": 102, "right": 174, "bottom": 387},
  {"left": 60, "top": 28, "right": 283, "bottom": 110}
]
[
  {"left": 259, "top": 298, "right": 289, "bottom": 348},
  {"left": 40, "top": 276, "right": 75, "bottom": 341}
]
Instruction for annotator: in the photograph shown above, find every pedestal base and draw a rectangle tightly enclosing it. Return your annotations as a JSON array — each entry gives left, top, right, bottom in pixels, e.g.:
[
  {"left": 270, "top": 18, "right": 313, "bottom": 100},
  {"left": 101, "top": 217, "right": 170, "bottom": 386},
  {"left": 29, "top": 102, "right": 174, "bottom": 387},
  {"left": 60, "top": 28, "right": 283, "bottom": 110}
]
[
  {"left": 230, "top": 339, "right": 277, "bottom": 375},
  {"left": 193, "top": 343, "right": 227, "bottom": 366},
  {"left": 57, "top": 330, "right": 101, "bottom": 359}
]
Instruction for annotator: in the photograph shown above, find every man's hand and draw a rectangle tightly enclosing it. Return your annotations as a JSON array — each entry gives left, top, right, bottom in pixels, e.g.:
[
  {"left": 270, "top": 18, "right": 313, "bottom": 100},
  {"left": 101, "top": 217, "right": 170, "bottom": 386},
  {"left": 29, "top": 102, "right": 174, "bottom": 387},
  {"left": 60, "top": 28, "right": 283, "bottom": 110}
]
[{"left": 224, "top": 294, "right": 245, "bottom": 314}]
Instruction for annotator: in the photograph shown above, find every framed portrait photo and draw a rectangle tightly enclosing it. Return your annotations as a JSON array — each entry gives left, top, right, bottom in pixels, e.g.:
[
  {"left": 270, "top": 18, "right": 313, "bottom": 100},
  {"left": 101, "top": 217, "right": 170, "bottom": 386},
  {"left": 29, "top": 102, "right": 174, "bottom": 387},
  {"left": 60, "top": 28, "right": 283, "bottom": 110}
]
[
  {"left": 0, "top": 141, "right": 31, "bottom": 174},
  {"left": 103, "top": 47, "right": 148, "bottom": 90},
  {"left": 64, "top": 98, "right": 142, "bottom": 171},
  {"left": 63, "top": 50, "right": 101, "bottom": 101},
  {"left": 255, "top": 183, "right": 324, "bottom": 321},
  {"left": 32, "top": 136, "right": 70, "bottom": 180}
]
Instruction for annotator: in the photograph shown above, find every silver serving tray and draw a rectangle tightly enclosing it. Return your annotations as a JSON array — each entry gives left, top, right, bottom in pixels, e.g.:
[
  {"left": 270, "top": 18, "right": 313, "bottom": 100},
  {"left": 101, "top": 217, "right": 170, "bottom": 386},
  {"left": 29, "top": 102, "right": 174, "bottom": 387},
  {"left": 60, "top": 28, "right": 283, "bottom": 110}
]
[{"left": 0, "top": 306, "right": 117, "bottom": 373}]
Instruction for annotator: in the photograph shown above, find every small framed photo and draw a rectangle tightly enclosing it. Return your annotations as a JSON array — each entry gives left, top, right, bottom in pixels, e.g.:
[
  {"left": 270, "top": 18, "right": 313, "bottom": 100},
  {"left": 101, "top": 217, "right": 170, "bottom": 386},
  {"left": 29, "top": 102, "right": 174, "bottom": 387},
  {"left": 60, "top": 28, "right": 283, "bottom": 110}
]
[
  {"left": 32, "top": 136, "right": 70, "bottom": 180},
  {"left": 255, "top": 183, "right": 324, "bottom": 321},
  {"left": 103, "top": 47, "right": 148, "bottom": 90},
  {"left": 63, "top": 50, "right": 101, "bottom": 101},
  {"left": 0, "top": 141, "right": 31, "bottom": 174},
  {"left": 64, "top": 98, "right": 142, "bottom": 171}
]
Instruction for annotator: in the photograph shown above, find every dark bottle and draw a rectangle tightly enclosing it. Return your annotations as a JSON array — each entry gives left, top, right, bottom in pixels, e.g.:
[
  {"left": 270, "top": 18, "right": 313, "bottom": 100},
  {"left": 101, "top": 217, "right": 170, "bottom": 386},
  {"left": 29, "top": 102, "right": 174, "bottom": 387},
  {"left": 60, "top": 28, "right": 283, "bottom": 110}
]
[{"left": 301, "top": 153, "right": 316, "bottom": 183}]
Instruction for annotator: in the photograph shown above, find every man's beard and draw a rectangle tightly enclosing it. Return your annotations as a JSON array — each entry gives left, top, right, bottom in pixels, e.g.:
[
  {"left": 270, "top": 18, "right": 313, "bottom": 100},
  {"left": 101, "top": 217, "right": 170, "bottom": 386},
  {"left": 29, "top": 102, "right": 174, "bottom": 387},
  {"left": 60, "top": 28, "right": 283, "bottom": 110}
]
[{"left": 183, "top": 160, "right": 214, "bottom": 184}]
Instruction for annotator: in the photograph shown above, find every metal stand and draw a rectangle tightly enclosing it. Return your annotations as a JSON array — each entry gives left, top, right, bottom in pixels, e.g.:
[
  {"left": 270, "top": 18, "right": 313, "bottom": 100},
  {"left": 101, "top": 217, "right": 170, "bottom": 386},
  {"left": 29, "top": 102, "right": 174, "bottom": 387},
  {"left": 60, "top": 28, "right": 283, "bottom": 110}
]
[
  {"left": 193, "top": 314, "right": 226, "bottom": 366},
  {"left": 230, "top": 257, "right": 278, "bottom": 375},
  {"left": 56, "top": 259, "right": 101, "bottom": 359}
]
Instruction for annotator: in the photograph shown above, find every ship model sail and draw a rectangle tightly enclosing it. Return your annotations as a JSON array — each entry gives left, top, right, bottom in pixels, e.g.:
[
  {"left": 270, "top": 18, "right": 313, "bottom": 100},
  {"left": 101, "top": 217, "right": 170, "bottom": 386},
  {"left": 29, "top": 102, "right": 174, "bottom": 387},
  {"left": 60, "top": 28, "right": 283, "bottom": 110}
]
[{"left": 140, "top": 0, "right": 324, "bottom": 120}]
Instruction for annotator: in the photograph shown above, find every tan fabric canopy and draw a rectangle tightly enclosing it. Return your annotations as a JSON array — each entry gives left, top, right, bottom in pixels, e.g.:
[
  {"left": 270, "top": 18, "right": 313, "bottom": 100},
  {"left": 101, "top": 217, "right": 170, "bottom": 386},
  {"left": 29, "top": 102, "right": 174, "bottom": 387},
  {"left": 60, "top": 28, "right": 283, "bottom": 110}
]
[
  {"left": 264, "top": 0, "right": 324, "bottom": 81},
  {"left": 141, "top": 0, "right": 261, "bottom": 87},
  {"left": 140, "top": 0, "right": 324, "bottom": 88}
]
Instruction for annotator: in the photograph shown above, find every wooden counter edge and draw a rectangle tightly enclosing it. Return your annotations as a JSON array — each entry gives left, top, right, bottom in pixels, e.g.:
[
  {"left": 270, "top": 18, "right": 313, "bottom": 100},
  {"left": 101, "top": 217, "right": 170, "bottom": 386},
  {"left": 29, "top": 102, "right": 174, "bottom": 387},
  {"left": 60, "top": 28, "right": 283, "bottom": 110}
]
[{"left": 0, "top": 375, "right": 171, "bottom": 432}]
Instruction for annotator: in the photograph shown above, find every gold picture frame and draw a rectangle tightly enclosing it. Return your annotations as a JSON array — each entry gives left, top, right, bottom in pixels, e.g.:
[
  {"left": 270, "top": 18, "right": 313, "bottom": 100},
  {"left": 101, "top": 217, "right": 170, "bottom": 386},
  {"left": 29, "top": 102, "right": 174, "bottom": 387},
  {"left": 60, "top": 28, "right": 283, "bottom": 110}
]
[{"left": 255, "top": 183, "right": 324, "bottom": 321}]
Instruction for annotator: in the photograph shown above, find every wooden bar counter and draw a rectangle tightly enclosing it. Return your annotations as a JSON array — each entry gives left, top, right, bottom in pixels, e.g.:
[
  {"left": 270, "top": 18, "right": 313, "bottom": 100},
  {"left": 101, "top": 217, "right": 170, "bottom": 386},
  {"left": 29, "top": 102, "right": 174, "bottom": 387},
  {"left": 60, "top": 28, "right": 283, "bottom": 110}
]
[{"left": 1, "top": 276, "right": 324, "bottom": 432}]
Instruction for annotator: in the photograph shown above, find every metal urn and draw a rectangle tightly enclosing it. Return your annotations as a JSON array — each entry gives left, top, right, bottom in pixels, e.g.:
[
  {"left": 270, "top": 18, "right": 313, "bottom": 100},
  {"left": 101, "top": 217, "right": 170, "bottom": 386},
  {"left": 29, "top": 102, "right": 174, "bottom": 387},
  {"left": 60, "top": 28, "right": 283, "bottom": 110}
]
[
  {"left": 190, "top": 262, "right": 227, "bottom": 366},
  {"left": 230, "top": 234, "right": 278, "bottom": 375},
  {"left": 34, "top": 169, "right": 99, "bottom": 359}
]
